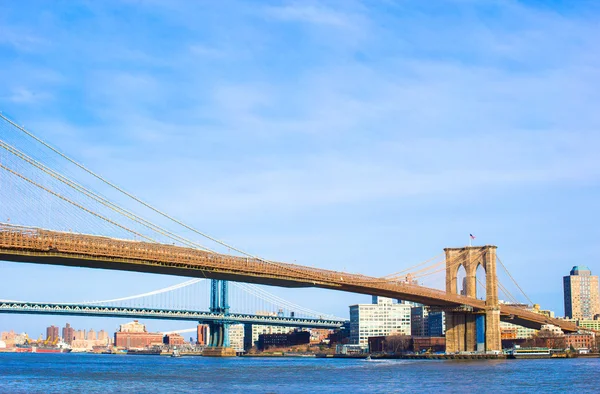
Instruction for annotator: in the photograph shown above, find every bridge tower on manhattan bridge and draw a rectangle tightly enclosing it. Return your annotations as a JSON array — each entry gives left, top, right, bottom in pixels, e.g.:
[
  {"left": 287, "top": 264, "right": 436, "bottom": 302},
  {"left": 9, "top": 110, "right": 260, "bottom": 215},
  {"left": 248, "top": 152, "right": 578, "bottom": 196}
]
[
  {"left": 207, "top": 279, "right": 231, "bottom": 348},
  {"left": 444, "top": 245, "right": 501, "bottom": 353}
]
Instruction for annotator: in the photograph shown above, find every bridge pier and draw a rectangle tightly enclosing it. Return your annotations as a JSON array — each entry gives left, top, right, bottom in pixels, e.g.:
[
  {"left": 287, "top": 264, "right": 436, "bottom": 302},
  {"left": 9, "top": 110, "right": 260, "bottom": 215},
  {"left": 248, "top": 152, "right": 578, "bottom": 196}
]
[
  {"left": 444, "top": 246, "right": 501, "bottom": 353},
  {"left": 203, "top": 279, "right": 236, "bottom": 357}
]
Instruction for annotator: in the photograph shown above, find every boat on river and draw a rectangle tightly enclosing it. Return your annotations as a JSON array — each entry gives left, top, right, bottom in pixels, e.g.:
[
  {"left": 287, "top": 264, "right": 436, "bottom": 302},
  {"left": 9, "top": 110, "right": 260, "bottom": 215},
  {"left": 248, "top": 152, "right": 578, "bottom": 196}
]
[{"left": 507, "top": 346, "right": 550, "bottom": 359}]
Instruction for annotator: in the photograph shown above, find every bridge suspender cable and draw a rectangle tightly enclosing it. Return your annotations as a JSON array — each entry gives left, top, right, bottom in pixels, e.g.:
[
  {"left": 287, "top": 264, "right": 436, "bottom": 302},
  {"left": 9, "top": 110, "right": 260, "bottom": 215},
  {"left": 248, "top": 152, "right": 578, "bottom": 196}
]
[
  {"left": 406, "top": 258, "right": 447, "bottom": 277},
  {"left": 381, "top": 253, "right": 445, "bottom": 278},
  {"left": 0, "top": 163, "right": 157, "bottom": 243},
  {"left": 0, "top": 113, "right": 316, "bottom": 275},
  {"left": 496, "top": 255, "right": 534, "bottom": 306},
  {"left": 232, "top": 282, "right": 342, "bottom": 319},
  {"left": 411, "top": 249, "right": 476, "bottom": 280},
  {"left": 476, "top": 276, "right": 519, "bottom": 304},
  {"left": 348, "top": 250, "right": 470, "bottom": 286},
  {"left": 349, "top": 249, "right": 472, "bottom": 286},
  {"left": 0, "top": 279, "right": 204, "bottom": 305},
  {"left": 0, "top": 140, "right": 214, "bottom": 252}
]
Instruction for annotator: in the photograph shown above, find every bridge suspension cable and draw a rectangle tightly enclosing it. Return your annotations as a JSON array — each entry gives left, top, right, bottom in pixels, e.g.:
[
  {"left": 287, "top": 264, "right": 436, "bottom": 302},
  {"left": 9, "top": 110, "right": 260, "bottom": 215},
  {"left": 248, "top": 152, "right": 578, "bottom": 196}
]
[
  {"left": 0, "top": 113, "right": 315, "bottom": 277},
  {"left": 0, "top": 139, "right": 214, "bottom": 252},
  {"left": 382, "top": 253, "right": 445, "bottom": 279},
  {"left": 0, "top": 276, "right": 340, "bottom": 319},
  {"left": 0, "top": 163, "right": 157, "bottom": 243},
  {"left": 78, "top": 279, "right": 204, "bottom": 305},
  {"left": 341, "top": 249, "right": 471, "bottom": 287},
  {"left": 345, "top": 249, "right": 471, "bottom": 287},
  {"left": 0, "top": 278, "right": 204, "bottom": 305},
  {"left": 475, "top": 276, "right": 520, "bottom": 305},
  {"left": 496, "top": 255, "right": 534, "bottom": 306},
  {"left": 232, "top": 282, "right": 343, "bottom": 319},
  {"left": 411, "top": 249, "right": 478, "bottom": 280}
]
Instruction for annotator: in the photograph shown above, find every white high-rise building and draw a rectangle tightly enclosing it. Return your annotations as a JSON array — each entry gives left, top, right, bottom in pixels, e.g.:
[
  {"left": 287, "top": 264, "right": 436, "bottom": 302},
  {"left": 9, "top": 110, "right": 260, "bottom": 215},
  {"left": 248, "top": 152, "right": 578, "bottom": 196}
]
[
  {"left": 228, "top": 324, "right": 245, "bottom": 352},
  {"left": 349, "top": 296, "right": 411, "bottom": 348},
  {"left": 243, "top": 312, "right": 297, "bottom": 350},
  {"left": 563, "top": 266, "right": 600, "bottom": 320}
]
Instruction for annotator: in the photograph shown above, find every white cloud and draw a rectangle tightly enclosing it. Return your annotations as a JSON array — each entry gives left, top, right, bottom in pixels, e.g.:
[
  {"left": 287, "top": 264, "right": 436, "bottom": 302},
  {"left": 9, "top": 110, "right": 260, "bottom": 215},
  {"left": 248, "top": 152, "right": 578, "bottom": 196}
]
[
  {"left": 7, "top": 87, "right": 51, "bottom": 104},
  {"left": 265, "top": 3, "right": 353, "bottom": 27},
  {"left": 189, "top": 44, "right": 227, "bottom": 59},
  {"left": 0, "top": 27, "right": 47, "bottom": 52}
]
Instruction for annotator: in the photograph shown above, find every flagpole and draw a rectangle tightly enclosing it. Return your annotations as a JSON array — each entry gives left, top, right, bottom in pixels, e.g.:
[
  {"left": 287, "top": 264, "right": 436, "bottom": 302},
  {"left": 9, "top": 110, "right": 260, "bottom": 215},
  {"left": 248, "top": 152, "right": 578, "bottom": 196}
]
[{"left": 469, "top": 236, "right": 471, "bottom": 247}]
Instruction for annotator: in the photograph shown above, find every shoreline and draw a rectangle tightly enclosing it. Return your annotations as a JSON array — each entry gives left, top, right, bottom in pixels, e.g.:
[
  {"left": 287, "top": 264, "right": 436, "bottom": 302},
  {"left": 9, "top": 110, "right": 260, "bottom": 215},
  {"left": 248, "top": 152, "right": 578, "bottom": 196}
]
[{"left": 2, "top": 350, "right": 599, "bottom": 360}]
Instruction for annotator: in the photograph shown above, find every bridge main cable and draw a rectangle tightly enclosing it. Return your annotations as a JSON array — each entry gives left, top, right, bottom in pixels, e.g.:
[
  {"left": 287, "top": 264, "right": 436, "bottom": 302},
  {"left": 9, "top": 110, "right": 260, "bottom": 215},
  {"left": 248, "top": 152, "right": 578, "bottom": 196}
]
[
  {"left": 0, "top": 163, "right": 157, "bottom": 243},
  {"left": 0, "top": 139, "right": 214, "bottom": 252},
  {"left": 0, "top": 113, "right": 325, "bottom": 278}
]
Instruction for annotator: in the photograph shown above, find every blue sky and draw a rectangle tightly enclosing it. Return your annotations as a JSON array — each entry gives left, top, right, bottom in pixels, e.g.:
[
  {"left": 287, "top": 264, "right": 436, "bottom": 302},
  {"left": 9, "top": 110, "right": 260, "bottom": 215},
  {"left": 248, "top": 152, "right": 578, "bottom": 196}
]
[{"left": 1, "top": 0, "right": 600, "bottom": 336}]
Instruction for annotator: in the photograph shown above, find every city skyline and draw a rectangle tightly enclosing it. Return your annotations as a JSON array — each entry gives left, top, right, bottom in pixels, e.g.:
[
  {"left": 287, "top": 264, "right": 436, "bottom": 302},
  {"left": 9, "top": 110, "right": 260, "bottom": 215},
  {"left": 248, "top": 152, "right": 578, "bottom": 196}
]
[
  {"left": 2, "top": 0, "right": 600, "bottom": 334},
  {"left": 1, "top": 321, "right": 117, "bottom": 340},
  {"left": 4, "top": 260, "right": 599, "bottom": 337}
]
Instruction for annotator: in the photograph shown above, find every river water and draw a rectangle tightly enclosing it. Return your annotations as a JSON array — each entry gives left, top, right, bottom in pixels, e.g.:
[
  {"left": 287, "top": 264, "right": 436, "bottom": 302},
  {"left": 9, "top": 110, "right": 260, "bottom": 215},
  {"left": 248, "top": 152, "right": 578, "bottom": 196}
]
[{"left": 0, "top": 354, "right": 598, "bottom": 393}]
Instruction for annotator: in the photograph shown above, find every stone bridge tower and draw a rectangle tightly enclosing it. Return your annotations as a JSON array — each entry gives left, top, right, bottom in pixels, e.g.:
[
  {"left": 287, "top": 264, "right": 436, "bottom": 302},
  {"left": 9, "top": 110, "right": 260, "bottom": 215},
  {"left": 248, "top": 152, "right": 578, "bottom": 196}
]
[{"left": 444, "top": 245, "right": 501, "bottom": 353}]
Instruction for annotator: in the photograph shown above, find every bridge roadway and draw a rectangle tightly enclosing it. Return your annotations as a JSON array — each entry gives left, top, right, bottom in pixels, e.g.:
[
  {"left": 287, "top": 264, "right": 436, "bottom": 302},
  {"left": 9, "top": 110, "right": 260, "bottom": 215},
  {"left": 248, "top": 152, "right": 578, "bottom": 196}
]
[
  {"left": 0, "top": 301, "right": 344, "bottom": 328},
  {"left": 0, "top": 224, "right": 579, "bottom": 332}
]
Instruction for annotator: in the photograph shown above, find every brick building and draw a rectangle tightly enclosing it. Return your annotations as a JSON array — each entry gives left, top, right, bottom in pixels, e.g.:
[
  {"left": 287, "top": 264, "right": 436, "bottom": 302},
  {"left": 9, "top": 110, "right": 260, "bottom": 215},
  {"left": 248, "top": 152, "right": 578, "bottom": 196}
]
[
  {"left": 164, "top": 334, "right": 185, "bottom": 346},
  {"left": 565, "top": 332, "right": 595, "bottom": 351},
  {"left": 412, "top": 337, "right": 446, "bottom": 353},
  {"left": 46, "top": 325, "right": 59, "bottom": 343},
  {"left": 114, "top": 321, "right": 163, "bottom": 349},
  {"left": 367, "top": 335, "right": 445, "bottom": 353},
  {"left": 197, "top": 324, "right": 209, "bottom": 345},
  {"left": 62, "top": 324, "right": 75, "bottom": 344}
]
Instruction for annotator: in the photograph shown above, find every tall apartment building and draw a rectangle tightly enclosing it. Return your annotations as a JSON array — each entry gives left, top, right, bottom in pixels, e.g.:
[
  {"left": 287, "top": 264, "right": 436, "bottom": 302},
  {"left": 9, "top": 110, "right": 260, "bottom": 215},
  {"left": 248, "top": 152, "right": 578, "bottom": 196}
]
[
  {"left": 197, "top": 324, "right": 209, "bottom": 345},
  {"left": 411, "top": 306, "right": 429, "bottom": 336},
  {"left": 563, "top": 266, "right": 600, "bottom": 319},
  {"left": 228, "top": 324, "right": 245, "bottom": 352},
  {"left": 46, "top": 325, "right": 59, "bottom": 343},
  {"left": 411, "top": 306, "right": 445, "bottom": 337},
  {"left": 350, "top": 296, "right": 411, "bottom": 348},
  {"left": 75, "top": 330, "right": 86, "bottom": 341},
  {"left": 97, "top": 330, "right": 109, "bottom": 344},
  {"left": 428, "top": 311, "right": 446, "bottom": 336},
  {"left": 62, "top": 323, "right": 75, "bottom": 344}
]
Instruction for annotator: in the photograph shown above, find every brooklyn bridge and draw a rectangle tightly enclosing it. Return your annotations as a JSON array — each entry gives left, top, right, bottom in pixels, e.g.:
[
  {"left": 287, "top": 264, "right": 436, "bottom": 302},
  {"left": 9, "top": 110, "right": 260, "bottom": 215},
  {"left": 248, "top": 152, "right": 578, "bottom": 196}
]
[{"left": 0, "top": 112, "right": 581, "bottom": 353}]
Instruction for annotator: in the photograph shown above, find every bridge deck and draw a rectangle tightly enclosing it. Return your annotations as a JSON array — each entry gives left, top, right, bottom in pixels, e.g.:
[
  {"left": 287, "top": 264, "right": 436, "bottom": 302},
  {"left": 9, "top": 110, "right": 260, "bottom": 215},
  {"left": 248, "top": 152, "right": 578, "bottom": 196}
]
[
  {"left": 0, "top": 224, "right": 579, "bottom": 332},
  {"left": 0, "top": 301, "right": 344, "bottom": 328}
]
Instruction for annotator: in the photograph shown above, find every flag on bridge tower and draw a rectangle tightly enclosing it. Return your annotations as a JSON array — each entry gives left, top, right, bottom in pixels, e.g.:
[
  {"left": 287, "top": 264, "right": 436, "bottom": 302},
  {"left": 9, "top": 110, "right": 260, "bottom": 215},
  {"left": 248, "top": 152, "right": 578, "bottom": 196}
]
[{"left": 469, "top": 233, "right": 476, "bottom": 247}]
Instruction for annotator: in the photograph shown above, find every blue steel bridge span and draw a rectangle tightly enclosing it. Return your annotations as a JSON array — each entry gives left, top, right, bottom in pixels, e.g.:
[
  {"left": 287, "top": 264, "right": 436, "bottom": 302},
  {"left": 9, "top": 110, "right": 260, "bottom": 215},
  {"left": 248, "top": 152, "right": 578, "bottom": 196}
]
[{"left": 0, "top": 301, "right": 346, "bottom": 328}]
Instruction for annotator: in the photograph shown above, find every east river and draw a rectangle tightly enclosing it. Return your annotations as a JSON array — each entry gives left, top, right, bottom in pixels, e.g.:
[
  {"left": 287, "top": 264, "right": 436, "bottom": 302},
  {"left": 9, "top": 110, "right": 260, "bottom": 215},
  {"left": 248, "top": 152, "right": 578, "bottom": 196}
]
[{"left": 0, "top": 354, "right": 599, "bottom": 393}]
